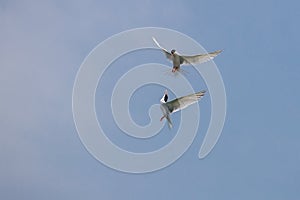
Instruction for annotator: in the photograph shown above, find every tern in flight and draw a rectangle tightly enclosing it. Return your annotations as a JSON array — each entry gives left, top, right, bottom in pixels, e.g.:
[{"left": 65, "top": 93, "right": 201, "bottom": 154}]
[
  {"left": 160, "top": 90, "right": 206, "bottom": 129},
  {"left": 152, "top": 37, "right": 222, "bottom": 73}
]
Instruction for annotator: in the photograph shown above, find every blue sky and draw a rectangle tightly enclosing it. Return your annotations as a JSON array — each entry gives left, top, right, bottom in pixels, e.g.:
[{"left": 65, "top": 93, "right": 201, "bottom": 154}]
[{"left": 1, "top": 0, "right": 300, "bottom": 199}]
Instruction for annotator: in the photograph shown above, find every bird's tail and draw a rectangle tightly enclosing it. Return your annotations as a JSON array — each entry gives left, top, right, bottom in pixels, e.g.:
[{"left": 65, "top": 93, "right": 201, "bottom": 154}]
[{"left": 166, "top": 114, "right": 173, "bottom": 129}]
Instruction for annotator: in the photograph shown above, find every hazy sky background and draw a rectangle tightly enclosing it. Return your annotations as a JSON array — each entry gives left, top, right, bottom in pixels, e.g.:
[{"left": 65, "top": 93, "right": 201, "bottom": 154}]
[{"left": 1, "top": 0, "right": 300, "bottom": 199}]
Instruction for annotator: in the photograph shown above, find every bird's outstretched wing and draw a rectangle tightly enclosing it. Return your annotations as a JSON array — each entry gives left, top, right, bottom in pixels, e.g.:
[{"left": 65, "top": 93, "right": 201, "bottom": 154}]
[
  {"left": 152, "top": 37, "right": 173, "bottom": 61},
  {"left": 166, "top": 90, "right": 206, "bottom": 113},
  {"left": 180, "top": 50, "right": 222, "bottom": 65}
]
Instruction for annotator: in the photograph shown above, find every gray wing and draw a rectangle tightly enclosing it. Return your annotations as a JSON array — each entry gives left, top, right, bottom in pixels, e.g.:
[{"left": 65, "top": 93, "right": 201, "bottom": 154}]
[
  {"left": 166, "top": 90, "right": 206, "bottom": 113},
  {"left": 180, "top": 50, "right": 222, "bottom": 65},
  {"left": 152, "top": 37, "right": 173, "bottom": 61}
]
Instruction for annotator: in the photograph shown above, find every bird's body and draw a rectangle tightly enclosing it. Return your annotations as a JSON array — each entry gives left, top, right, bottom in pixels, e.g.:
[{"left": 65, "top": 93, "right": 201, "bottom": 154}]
[
  {"left": 160, "top": 90, "right": 206, "bottom": 129},
  {"left": 171, "top": 53, "right": 181, "bottom": 72},
  {"left": 152, "top": 37, "right": 222, "bottom": 73}
]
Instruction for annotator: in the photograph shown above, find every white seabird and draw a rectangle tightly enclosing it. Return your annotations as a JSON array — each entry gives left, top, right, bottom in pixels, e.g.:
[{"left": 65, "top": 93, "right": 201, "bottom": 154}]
[
  {"left": 152, "top": 37, "right": 222, "bottom": 73},
  {"left": 160, "top": 90, "right": 206, "bottom": 129}
]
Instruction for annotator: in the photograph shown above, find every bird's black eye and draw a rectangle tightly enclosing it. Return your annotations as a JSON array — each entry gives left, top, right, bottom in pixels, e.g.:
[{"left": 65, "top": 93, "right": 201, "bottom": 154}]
[{"left": 164, "top": 94, "right": 168, "bottom": 102}]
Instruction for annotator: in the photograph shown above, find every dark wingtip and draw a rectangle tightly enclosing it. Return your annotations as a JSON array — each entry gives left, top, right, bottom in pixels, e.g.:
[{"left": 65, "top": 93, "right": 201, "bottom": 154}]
[
  {"left": 217, "top": 49, "right": 224, "bottom": 54},
  {"left": 196, "top": 90, "right": 206, "bottom": 98}
]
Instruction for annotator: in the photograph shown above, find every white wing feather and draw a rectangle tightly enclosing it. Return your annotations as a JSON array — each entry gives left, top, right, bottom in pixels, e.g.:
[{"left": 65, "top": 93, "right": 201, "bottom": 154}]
[
  {"left": 167, "top": 91, "right": 206, "bottom": 113},
  {"left": 152, "top": 37, "right": 173, "bottom": 61},
  {"left": 180, "top": 50, "right": 222, "bottom": 65}
]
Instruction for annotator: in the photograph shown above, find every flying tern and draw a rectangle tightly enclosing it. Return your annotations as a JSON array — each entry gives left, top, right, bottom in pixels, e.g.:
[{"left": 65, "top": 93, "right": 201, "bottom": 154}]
[
  {"left": 152, "top": 37, "right": 222, "bottom": 73},
  {"left": 160, "top": 90, "right": 206, "bottom": 129}
]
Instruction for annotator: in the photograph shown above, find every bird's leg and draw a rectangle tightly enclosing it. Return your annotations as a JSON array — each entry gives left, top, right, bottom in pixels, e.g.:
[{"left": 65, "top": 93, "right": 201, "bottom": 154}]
[
  {"left": 160, "top": 115, "right": 166, "bottom": 121},
  {"left": 172, "top": 66, "right": 180, "bottom": 73}
]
